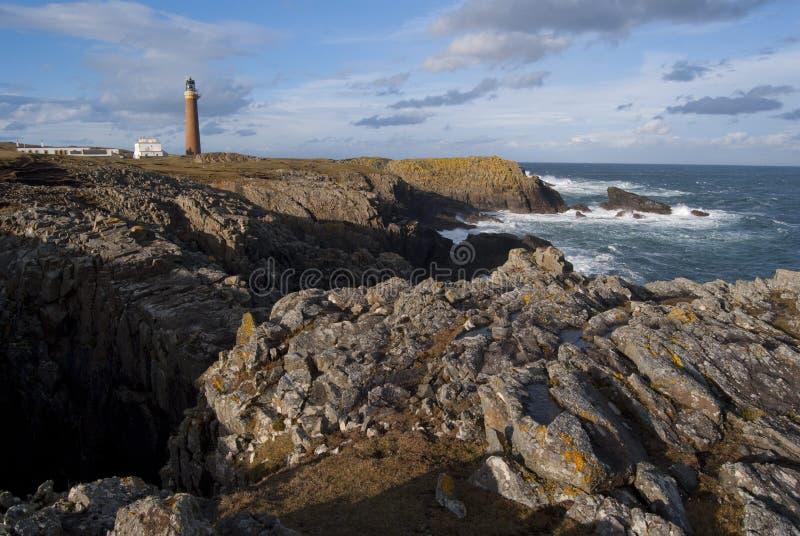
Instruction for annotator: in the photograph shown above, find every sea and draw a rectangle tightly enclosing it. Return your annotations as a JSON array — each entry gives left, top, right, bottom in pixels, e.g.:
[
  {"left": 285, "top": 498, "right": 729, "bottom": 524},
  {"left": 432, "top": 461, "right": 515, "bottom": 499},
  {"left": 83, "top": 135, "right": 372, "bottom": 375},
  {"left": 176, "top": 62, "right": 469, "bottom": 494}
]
[{"left": 441, "top": 163, "right": 800, "bottom": 284}]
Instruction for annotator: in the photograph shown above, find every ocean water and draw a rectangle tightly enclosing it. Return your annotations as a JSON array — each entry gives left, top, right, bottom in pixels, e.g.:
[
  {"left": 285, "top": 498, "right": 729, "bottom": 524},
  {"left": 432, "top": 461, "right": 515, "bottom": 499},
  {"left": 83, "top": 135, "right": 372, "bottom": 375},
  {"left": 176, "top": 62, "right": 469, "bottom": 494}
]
[{"left": 441, "top": 163, "right": 800, "bottom": 283}]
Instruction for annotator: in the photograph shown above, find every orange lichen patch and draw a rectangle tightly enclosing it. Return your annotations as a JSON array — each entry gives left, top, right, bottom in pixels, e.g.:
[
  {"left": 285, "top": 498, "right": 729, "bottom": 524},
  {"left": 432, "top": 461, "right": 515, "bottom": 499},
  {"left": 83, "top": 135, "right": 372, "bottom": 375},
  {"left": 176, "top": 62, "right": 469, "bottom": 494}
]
[
  {"left": 562, "top": 486, "right": 582, "bottom": 497},
  {"left": 645, "top": 341, "right": 658, "bottom": 356},
  {"left": 522, "top": 294, "right": 532, "bottom": 305},
  {"left": 558, "top": 432, "right": 574, "bottom": 448},
  {"left": 669, "top": 308, "right": 698, "bottom": 323},
  {"left": 237, "top": 312, "right": 256, "bottom": 346},
  {"left": 578, "top": 410, "right": 598, "bottom": 424},
  {"left": 563, "top": 450, "right": 587, "bottom": 473},
  {"left": 613, "top": 372, "right": 625, "bottom": 381}
]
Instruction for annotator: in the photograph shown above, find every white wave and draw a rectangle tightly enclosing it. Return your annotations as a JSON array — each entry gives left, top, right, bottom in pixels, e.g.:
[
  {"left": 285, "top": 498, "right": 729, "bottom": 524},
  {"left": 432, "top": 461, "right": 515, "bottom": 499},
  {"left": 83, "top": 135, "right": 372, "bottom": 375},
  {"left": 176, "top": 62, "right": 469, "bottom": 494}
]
[
  {"left": 467, "top": 205, "right": 738, "bottom": 231},
  {"left": 561, "top": 249, "right": 642, "bottom": 281},
  {"left": 531, "top": 173, "right": 687, "bottom": 198},
  {"left": 439, "top": 228, "right": 471, "bottom": 243}
]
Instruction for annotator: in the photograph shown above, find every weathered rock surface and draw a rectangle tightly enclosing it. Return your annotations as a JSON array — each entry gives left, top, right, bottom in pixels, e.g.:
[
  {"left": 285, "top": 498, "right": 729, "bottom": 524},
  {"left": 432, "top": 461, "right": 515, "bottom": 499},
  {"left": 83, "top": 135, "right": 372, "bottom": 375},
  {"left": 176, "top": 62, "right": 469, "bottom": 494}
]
[
  {"left": 601, "top": 187, "right": 672, "bottom": 214},
  {"left": 162, "top": 247, "right": 800, "bottom": 534},
  {"left": 3, "top": 150, "right": 800, "bottom": 534},
  {"left": 0, "top": 477, "right": 294, "bottom": 536},
  {"left": 351, "top": 156, "right": 567, "bottom": 214}
]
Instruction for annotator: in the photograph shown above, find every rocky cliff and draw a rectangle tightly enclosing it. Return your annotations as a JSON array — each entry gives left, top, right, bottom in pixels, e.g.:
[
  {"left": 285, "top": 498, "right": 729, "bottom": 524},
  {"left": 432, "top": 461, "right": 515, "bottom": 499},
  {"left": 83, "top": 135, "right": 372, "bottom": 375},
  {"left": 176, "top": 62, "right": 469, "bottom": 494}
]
[
  {"left": 160, "top": 249, "right": 800, "bottom": 535},
  {"left": 349, "top": 156, "right": 567, "bottom": 214},
  {"left": 1, "top": 152, "right": 799, "bottom": 535}
]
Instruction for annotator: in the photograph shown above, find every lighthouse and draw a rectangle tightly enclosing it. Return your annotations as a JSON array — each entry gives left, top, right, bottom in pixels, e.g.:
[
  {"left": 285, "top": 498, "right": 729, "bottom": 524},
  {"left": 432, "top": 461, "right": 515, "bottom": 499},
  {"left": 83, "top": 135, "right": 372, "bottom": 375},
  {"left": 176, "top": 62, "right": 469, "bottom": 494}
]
[{"left": 184, "top": 77, "right": 201, "bottom": 155}]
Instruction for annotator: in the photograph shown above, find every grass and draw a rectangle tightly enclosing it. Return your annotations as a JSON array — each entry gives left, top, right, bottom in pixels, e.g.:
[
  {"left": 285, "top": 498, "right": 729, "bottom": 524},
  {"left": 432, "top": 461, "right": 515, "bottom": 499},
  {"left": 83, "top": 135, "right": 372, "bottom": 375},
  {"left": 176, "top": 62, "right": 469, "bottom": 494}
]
[{"left": 218, "top": 429, "right": 587, "bottom": 535}]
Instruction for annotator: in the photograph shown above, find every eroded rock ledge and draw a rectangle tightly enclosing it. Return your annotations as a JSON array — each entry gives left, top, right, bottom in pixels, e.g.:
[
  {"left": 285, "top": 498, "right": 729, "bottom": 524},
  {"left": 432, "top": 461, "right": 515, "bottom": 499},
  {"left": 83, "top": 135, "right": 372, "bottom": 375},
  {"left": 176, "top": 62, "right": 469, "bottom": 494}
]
[{"left": 161, "top": 248, "right": 800, "bottom": 534}]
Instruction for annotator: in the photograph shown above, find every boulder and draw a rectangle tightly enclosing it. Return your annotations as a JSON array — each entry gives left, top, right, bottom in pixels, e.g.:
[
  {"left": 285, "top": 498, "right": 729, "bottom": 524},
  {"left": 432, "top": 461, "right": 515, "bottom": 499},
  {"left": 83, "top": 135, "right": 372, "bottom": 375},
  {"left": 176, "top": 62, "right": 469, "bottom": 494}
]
[
  {"left": 468, "top": 456, "right": 547, "bottom": 509},
  {"left": 109, "top": 494, "right": 214, "bottom": 536},
  {"left": 602, "top": 187, "right": 672, "bottom": 215},
  {"left": 634, "top": 462, "right": 690, "bottom": 533},
  {"left": 435, "top": 474, "right": 466, "bottom": 519}
]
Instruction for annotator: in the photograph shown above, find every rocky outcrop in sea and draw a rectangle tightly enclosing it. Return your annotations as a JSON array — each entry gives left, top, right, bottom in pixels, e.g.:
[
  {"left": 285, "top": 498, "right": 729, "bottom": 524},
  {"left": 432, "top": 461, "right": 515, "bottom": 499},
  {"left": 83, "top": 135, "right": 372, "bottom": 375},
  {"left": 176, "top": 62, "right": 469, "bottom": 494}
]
[{"left": 1, "top": 151, "right": 798, "bottom": 535}]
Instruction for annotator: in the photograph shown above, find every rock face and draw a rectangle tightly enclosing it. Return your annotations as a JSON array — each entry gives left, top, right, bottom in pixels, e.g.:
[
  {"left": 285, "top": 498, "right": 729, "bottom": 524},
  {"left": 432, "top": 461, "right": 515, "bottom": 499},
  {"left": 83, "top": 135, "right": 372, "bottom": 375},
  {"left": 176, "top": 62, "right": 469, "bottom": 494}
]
[
  {"left": 601, "top": 187, "right": 672, "bottom": 214},
  {"left": 0, "top": 476, "right": 295, "bottom": 536},
  {"left": 351, "top": 156, "right": 567, "bottom": 214},
  {"left": 0, "top": 163, "right": 422, "bottom": 493},
  {"left": 162, "top": 248, "right": 800, "bottom": 534},
  {"left": 3, "top": 151, "right": 800, "bottom": 534}
]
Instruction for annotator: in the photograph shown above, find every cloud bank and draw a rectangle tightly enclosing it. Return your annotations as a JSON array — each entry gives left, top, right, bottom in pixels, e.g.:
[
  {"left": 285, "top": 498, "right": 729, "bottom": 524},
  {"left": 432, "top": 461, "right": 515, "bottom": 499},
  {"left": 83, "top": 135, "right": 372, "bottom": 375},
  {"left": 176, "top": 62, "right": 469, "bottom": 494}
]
[
  {"left": 353, "top": 112, "right": 432, "bottom": 129},
  {"left": 667, "top": 85, "right": 795, "bottom": 115},
  {"left": 425, "top": 0, "right": 770, "bottom": 71},
  {"left": 662, "top": 61, "right": 711, "bottom": 82}
]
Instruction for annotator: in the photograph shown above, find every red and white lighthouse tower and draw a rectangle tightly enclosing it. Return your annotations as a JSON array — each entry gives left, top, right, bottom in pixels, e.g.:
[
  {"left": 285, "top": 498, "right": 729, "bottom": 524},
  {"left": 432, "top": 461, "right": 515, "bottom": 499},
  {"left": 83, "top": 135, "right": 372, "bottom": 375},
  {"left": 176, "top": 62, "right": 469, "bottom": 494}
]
[{"left": 184, "top": 77, "right": 201, "bottom": 155}]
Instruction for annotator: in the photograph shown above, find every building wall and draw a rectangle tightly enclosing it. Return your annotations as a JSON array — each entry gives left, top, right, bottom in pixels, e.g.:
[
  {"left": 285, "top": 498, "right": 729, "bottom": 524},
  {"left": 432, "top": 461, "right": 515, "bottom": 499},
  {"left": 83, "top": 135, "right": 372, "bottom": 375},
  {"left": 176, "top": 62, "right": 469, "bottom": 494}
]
[{"left": 17, "top": 147, "right": 119, "bottom": 157}]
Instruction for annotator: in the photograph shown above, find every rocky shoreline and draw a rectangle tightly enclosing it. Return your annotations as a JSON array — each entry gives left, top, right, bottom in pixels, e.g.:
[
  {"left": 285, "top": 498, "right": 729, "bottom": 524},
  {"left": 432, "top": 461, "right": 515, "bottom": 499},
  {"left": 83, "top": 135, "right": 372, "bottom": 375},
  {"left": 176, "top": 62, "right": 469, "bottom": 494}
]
[{"left": 1, "top": 150, "right": 798, "bottom": 535}]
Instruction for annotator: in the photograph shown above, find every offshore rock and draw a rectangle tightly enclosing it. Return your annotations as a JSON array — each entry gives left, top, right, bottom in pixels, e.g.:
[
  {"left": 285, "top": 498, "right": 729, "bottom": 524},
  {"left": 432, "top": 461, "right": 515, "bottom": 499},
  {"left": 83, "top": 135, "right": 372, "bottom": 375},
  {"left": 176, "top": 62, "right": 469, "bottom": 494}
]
[{"left": 601, "top": 187, "right": 672, "bottom": 215}]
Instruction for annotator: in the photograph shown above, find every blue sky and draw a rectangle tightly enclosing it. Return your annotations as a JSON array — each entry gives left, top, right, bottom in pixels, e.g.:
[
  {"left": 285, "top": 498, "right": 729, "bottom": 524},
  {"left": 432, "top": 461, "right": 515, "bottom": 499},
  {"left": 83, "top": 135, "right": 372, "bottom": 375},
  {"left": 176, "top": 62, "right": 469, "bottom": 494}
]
[{"left": 1, "top": 0, "right": 799, "bottom": 164}]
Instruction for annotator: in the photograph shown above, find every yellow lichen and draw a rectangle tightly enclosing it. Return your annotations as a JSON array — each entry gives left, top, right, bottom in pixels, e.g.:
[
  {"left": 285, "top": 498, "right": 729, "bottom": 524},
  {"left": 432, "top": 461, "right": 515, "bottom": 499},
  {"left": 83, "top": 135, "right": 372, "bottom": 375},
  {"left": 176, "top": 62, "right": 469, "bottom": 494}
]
[
  {"left": 669, "top": 350, "right": 684, "bottom": 368},
  {"left": 522, "top": 294, "right": 532, "bottom": 305},
  {"left": 236, "top": 312, "right": 256, "bottom": 346},
  {"left": 211, "top": 376, "right": 224, "bottom": 392},
  {"left": 669, "top": 308, "right": 698, "bottom": 323}
]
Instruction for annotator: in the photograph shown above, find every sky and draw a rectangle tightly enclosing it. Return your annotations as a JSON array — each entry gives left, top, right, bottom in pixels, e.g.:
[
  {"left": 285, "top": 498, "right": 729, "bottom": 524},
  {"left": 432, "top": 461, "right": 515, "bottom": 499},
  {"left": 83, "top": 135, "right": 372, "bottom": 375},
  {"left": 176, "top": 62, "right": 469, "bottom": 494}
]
[{"left": 0, "top": 0, "right": 799, "bottom": 165}]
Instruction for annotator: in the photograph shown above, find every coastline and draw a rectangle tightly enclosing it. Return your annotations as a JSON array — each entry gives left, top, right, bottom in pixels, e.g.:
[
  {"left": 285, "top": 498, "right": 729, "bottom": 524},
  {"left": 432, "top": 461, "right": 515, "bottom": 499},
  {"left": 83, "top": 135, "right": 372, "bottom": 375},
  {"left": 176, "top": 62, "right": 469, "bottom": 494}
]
[{"left": 0, "top": 149, "right": 798, "bottom": 535}]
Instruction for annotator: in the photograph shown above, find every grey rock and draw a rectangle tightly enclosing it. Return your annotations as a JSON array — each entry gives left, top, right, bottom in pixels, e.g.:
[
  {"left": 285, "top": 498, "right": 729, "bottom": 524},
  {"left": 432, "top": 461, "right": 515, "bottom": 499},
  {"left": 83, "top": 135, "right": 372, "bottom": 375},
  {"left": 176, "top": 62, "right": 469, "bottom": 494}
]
[
  {"left": 720, "top": 462, "right": 800, "bottom": 534},
  {"left": 668, "top": 463, "right": 699, "bottom": 493},
  {"left": 468, "top": 456, "right": 546, "bottom": 509},
  {"left": 109, "top": 493, "right": 214, "bottom": 536},
  {"left": 601, "top": 187, "right": 672, "bottom": 215},
  {"left": 634, "top": 462, "right": 691, "bottom": 533},
  {"left": 65, "top": 476, "right": 160, "bottom": 536},
  {"left": 435, "top": 473, "right": 466, "bottom": 519},
  {"left": 11, "top": 508, "right": 62, "bottom": 536},
  {"left": 0, "top": 492, "right": 20, "bottom": 513}
]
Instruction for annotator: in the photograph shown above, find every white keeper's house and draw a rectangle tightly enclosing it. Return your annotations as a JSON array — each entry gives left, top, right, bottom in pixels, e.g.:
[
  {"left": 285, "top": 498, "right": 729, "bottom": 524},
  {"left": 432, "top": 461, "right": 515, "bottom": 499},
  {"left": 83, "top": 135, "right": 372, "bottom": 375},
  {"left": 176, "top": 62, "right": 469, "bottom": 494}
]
[{"left": 133, "top": 137, "right": 165, "bottom": 159}]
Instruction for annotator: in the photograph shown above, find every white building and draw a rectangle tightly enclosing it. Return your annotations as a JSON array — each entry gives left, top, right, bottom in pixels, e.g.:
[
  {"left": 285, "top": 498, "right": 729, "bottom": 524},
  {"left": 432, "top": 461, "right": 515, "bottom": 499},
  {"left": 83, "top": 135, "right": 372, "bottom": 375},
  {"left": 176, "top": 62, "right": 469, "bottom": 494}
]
[
  {"left": 17, "top": 145, "right": 120, "bottom": 157},
  {"left": 133, "top": 137, "right": 165, "bottom": 159}
]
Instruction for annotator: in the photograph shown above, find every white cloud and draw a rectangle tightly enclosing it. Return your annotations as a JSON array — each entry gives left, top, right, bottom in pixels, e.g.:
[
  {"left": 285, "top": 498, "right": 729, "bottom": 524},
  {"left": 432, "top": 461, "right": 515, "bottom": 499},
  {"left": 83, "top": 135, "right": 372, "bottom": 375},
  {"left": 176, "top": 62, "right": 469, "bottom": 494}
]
[
  {"left": 0, "top": 2, "right": 274, "bottom": 130},
  {"left": 426, "top": 0, "right": 771, "bottom": 70},
  {"left": 424, "top": 31, "right": 569, "bottom": 71},
  {"left": 636, "top": 117, "right": 671, "bottom": 135}
]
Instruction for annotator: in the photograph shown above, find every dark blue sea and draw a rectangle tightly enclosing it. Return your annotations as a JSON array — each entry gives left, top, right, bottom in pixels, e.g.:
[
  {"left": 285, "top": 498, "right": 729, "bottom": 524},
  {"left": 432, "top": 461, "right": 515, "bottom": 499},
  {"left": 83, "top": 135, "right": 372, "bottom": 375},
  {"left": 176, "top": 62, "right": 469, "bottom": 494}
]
[{"left": 441, "top": 163, "right": 800, "bottom": 283}]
